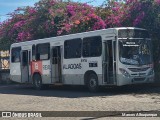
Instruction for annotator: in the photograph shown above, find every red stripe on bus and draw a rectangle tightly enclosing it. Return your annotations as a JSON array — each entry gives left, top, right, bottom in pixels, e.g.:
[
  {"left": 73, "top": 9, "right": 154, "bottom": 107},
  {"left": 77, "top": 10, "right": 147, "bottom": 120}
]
[{"left": 31, "top": 61, "right": 42, "bottom": 75}]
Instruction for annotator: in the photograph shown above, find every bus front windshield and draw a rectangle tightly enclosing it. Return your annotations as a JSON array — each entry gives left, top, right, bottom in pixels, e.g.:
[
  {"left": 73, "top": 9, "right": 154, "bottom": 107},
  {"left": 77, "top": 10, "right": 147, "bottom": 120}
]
[{"left": 119, "top": 39, "right": 152, "bottom": 65}]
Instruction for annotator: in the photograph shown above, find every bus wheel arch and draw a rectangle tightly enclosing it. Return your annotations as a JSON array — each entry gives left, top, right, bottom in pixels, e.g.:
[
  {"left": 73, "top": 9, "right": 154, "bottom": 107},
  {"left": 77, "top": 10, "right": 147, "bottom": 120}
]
[
  {"left": 84, "top": 70, "right": 99, "bottom": 92},
  {"left": 32, "top": 72, "right": 43, "bottom": 90}
]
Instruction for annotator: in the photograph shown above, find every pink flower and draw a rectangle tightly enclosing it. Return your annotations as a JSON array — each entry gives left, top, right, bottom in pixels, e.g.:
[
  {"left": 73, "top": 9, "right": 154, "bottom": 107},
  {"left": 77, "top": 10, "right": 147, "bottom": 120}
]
[
  {"left": 51, "top": 21, "right": 54, "bottom": 25},
  {"left": 57, "top": 30, "right": 63, "bottom": 35},
  {"left": 49, "top": 9, "right": 55, "bottom": 16},
  {"left": 126, "top": 0, "right": 138, "bottom": 4},
  {"left": 112, "top": 7, "right": 119, "bottom": 12},
  {"left": 88, "top": 13, "right": 98, "bottom": 19},
  {"left": 14, "top": 21, "right": 26, "bottom": 28},
  {"left": 133, "top": 11, "right": 145, "bottom": 26},
  {"left": 48, "top": 9, "right": 52, "bottom": 14},
  {"left": 67, "top": 5, "right": 76, "bottom": 16},
  {"left": 0, "top": 29, "right": 4, "bottom": 36},
  {"left": 17, "top": 32, "right": 32, "bottom": 41},
  {"left": 82, "top": 3, "right": 90, "bottom": 8},
  {"left": 93, "top": 19, "right": 106, "bottom": 30},
  {"left": 64, "top": 24, "right": 71, "bottom": 32},
  {"left": 28, "top": 8, "right": 36, "bottom": 14},
  {"left": 67, "top": 5, "right": 75, "bottom": 11},
  {"left": 56, "top": 9, "right": 64, "bottom": 14},
  {"left": 50, "top": 0, "right": 56, "bottom": 5},
  {"left": 69, "top": 11, "right": 76, "bottom": 16},
  {"left": 155, "top": 0, "right": 160, "bottom": 4}
]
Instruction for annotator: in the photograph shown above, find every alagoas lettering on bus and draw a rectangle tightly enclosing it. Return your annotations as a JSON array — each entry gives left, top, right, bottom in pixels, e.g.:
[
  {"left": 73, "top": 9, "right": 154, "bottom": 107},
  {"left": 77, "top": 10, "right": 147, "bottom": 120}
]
[{"left": 63, "top": 63, "right": 82, "bottom": 69}]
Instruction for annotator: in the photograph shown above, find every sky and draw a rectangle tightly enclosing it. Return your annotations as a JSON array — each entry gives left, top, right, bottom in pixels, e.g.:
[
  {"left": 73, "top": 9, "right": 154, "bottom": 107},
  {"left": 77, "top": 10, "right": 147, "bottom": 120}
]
[{"left": 0, "top": 0, "right": 105, "bottom": 22}]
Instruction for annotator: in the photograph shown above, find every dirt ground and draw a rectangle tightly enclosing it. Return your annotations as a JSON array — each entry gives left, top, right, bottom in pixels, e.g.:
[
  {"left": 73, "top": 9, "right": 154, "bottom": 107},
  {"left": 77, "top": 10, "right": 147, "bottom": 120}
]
[{"left": 0, "top": 84, "right": 160, "bottom": 120}]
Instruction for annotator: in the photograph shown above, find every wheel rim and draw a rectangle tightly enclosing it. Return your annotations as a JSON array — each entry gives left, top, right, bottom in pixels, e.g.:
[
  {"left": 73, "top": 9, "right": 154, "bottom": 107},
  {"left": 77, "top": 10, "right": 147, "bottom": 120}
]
[{"left": 89, "top": 77, "right": 97, "bottom": 88}]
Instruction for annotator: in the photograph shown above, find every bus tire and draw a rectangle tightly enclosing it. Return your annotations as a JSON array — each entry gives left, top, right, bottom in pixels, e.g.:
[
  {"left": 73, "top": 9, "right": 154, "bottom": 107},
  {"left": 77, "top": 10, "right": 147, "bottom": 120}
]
[
  {"left": 87, "top": 73, "right": 99, "bottom": 92},
  {"left": 33, "top": 74, "right": 43, "bottom": 90}
]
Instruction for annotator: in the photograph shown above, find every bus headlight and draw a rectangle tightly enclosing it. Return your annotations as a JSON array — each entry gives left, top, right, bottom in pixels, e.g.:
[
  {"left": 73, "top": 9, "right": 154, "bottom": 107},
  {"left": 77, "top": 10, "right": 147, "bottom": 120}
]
[
  {"left": 119, "top": 68, "right": 130, "bottom": 78},
  {"left": 148, "top": 69, "right": 154, "bottom": 76}
]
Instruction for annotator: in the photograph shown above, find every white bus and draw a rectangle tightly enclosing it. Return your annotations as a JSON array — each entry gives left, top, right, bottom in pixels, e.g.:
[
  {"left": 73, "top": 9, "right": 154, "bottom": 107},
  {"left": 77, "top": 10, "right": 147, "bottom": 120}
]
[{"left": 10, "top": 27, "right": 154, "bottom": 92}]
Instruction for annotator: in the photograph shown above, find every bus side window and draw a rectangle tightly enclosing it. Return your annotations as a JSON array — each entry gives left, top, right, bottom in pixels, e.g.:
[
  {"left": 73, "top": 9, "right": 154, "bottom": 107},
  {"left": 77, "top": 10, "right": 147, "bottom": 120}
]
[
  {"left": 83, "top": 36, "right": 102, "bottom": 57},
  {"left": 64, "top": 38, "right": 82, "bottom": 59},
  {"left": 11, "top": 47, "right": 21, "bottom": 63},
  {"left": 36, "top": 43, "right": 50, "bottom": 60}
]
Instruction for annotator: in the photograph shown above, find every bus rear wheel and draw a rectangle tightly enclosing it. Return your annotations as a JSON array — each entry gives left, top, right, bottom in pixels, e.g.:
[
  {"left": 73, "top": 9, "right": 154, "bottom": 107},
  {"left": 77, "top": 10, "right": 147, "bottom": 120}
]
[
  {"left": 33, "top": 74, "right": 43, "bottom": 90},
  {"left": 87, "top": 73, "right": 99, "bottom": 92}
]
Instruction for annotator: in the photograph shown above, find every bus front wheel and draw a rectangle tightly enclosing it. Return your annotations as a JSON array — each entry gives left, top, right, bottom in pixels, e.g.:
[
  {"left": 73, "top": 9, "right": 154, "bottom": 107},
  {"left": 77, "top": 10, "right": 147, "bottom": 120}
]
[
  {"left": 33, "top": 74, "right": 43, "bottom": 90},
  {"left": 87, "top": 73, "right": 99, "bottom": 92}
]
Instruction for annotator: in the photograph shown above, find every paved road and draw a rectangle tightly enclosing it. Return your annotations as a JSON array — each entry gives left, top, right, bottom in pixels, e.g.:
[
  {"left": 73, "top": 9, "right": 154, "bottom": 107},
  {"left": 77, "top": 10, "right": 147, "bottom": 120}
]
[{"left": 0, "top": 84, "right": 160, "bottom": 120}]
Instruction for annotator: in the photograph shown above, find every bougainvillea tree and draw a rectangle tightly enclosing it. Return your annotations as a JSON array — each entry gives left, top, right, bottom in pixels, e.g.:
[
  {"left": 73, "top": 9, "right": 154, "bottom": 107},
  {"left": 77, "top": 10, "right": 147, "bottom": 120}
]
[{"left": 0, "top": 0, "right": 159, "bottom": 43}]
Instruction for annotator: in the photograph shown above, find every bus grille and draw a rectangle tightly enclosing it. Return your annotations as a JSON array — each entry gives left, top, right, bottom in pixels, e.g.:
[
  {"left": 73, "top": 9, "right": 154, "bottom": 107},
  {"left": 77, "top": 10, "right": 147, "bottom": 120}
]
[{"left": 128, "top": 67, "right": 149, "bottom": 72}]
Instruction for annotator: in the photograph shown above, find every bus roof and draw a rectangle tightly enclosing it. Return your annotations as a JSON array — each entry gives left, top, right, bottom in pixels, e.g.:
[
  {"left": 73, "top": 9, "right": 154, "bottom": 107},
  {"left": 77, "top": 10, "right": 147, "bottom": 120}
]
[{"left": 11, "top": 27, "right": 146, "bottom": 47}]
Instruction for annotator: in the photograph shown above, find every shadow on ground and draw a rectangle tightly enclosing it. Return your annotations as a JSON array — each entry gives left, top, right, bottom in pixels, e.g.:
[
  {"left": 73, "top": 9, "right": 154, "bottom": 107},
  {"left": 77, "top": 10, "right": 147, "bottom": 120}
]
[{"left": 0, "top": 83, "right": 160, "bottom": 98}]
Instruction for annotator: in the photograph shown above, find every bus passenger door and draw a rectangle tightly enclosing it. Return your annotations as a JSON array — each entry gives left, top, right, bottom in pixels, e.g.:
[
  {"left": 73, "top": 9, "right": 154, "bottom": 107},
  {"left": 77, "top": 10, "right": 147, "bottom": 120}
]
[
  {"left": 51, "top": 46, "right": 62, "bottom": 83},
  {"left": 103, "top": 40, "right": 116, "bottom": 84},
  {"left": 103, "top": 41, "right": 109, "bottom": 83},
  {"left": 21, "top": 50, "right": 30, "bottom": 83}
]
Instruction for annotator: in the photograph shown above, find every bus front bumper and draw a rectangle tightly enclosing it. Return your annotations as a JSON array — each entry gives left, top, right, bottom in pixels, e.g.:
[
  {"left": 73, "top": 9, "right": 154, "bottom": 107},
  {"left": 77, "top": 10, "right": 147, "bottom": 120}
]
[{"left": 116, "top": 74, "right": 154, "bottom": 86}]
